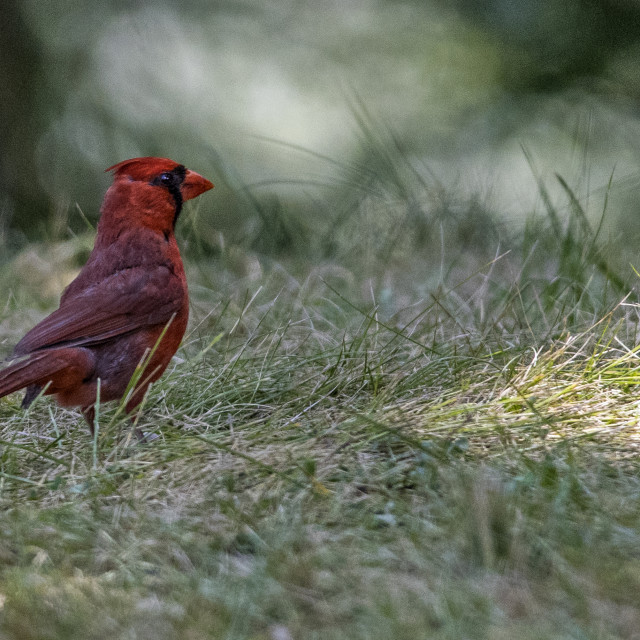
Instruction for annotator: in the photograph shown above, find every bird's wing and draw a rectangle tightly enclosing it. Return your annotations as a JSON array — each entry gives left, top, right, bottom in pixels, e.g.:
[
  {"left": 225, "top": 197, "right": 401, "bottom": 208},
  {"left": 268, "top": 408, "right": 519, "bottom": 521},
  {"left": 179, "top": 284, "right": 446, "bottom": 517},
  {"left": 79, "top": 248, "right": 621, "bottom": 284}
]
[{"left": 14, "top": 265, "right": 185, "bottom": 355}]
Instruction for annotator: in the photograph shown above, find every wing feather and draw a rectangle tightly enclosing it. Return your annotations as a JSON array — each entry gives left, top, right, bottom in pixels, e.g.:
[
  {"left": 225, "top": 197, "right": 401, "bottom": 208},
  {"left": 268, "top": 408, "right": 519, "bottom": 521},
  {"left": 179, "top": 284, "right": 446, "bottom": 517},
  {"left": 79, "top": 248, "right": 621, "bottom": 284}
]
[{"left": 14, "top": 265, "right": 185, "bottom": 355}]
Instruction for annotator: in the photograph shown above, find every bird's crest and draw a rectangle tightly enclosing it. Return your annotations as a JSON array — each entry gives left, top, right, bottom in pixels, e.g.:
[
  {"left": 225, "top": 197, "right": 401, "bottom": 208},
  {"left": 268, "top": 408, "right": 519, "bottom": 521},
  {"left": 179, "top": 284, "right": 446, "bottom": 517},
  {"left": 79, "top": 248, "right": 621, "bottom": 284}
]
[{"left": 106, "top": 157, "right": 182, "bottom": 182}]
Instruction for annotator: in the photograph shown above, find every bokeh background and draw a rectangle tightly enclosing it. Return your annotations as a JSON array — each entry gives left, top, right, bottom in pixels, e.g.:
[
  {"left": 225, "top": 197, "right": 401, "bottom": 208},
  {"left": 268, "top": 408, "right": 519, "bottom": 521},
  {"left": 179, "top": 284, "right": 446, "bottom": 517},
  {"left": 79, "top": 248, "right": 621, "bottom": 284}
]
[{"left": 3, "top": 0, "right": 640, "bottom": 277}]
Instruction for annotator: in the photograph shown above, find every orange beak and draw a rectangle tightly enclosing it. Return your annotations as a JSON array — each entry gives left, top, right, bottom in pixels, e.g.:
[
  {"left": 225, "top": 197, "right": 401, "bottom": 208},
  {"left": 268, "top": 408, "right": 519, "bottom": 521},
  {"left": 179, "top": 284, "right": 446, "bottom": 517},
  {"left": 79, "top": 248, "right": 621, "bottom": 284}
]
[{"left": 181, "top": 169, "right": 214, "bottom": 201}]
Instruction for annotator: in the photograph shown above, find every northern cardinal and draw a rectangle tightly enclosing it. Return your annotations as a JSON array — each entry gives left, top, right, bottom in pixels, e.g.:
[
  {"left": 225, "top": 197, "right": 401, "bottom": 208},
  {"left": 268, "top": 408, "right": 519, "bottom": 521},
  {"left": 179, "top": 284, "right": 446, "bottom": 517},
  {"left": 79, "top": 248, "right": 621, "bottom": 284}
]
[{"left": 0, "top": 157, "right": 213, "bottom": 432}]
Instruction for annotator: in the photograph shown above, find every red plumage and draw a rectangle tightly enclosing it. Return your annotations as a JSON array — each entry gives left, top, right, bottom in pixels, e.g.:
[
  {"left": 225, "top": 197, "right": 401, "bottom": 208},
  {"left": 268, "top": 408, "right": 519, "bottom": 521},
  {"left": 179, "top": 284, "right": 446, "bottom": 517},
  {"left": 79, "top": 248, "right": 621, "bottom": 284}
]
[{"left": 0, "top": 157, "right": 213, "bottom": 432}]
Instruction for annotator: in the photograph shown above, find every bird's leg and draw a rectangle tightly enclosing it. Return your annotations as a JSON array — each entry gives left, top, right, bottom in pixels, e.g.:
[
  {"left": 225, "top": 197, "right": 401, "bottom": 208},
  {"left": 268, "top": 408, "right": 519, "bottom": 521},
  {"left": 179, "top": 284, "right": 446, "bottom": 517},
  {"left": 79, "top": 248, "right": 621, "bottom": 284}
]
[
  {"left": 133, "top": 423, "right": 146, "bottom": 441},
  {"left": 129, "top": 413, "right": 157, "bottom": 442},
  {"left": 134, "top": 428, "right": 152, "bottom": 442},
  {"left": 83, "top": 405, "right": 150, "bottom": 444},
  {"left": 82, "top": 405, "right": 96, "bottom": 435}
]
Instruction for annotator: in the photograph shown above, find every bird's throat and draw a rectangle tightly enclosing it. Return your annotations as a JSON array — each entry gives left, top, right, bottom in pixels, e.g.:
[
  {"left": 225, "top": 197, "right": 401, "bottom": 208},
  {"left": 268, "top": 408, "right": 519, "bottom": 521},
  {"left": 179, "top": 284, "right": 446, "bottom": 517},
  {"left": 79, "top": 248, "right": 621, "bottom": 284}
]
[{"left": 168, "top": 186, "right": 183, "bottom": 228}]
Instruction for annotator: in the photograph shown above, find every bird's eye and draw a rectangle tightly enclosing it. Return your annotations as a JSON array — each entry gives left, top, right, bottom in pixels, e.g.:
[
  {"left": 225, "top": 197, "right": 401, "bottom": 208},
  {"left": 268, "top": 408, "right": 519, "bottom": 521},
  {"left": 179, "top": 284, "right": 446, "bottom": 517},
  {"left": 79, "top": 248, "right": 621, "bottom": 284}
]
[{"left": 150, "top": 167, "right": 185, "bottom": 189}]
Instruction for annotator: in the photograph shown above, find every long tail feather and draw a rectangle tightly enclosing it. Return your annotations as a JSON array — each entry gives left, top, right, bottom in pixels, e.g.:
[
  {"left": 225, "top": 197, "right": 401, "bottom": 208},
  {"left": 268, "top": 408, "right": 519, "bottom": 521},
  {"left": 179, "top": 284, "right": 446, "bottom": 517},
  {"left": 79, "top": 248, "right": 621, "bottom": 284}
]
[{"left": 0, "top": 352, "right": 70, "bottom": 399}]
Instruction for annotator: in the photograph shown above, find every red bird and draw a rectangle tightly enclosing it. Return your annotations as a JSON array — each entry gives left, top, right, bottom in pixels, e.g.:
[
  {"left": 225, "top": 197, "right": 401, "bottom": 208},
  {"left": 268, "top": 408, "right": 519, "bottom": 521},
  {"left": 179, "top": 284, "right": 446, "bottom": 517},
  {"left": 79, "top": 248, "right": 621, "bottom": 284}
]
[{"left": 0, "top": 157, "right": 213, "bottom": 432}]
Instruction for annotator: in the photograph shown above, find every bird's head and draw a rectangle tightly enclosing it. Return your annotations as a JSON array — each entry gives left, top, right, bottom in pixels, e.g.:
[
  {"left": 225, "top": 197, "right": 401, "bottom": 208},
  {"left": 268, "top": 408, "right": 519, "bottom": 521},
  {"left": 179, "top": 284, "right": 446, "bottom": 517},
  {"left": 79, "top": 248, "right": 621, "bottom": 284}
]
[{"left": 101, "top": 157, "right": 213, "bottom": 237}]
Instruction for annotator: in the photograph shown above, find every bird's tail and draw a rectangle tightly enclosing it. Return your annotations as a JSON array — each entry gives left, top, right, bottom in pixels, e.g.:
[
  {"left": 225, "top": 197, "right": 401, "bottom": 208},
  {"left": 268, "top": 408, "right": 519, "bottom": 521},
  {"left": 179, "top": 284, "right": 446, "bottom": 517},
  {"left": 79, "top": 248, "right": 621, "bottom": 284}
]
[{"left": 0, "top": 352, "right": 69, "bottom": 401}]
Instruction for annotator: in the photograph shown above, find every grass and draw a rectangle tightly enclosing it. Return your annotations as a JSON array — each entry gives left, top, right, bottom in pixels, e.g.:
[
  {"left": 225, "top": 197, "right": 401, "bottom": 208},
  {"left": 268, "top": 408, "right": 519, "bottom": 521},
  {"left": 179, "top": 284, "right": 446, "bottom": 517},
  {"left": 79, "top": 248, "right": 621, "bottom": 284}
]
[{"left": 0, "top": 148, "right": 640, "bottom": 638}]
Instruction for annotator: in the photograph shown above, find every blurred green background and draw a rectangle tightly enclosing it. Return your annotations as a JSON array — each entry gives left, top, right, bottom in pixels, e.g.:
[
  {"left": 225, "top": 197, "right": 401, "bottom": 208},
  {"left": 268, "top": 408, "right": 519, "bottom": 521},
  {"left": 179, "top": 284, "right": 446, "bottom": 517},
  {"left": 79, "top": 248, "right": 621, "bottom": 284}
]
[{"left": 3, "top": 0, "right": 640, "bottom": 262}]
